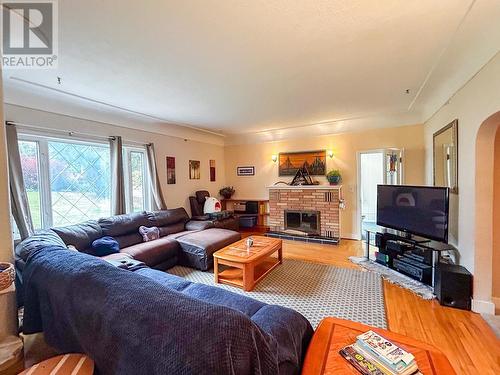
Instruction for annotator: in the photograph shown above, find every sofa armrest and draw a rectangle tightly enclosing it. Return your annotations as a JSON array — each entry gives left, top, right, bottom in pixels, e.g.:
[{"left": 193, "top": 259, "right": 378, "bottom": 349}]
[{"left": 185, "top": 220, "right": 214, "bottom": 231}]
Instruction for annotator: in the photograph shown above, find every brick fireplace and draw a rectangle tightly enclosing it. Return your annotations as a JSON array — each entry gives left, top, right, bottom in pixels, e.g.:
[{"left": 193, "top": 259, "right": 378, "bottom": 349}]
[{"left": 268, "top": 186, "right": 342, "bottom": 238}]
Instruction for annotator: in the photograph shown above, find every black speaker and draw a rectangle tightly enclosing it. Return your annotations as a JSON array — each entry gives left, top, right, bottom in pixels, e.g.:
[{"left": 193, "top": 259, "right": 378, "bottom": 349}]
[{"left": 435, "top": 264, "right": 472, "bottom": 310}]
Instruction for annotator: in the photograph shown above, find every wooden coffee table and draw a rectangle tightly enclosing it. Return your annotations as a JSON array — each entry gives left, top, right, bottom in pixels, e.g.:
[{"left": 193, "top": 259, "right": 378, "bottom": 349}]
[
  {"left": 213, "top": 236, "right": 282, "bottom": 291},
  {"left": 302, "top": 318, "right": 455, "bottom": 375}
]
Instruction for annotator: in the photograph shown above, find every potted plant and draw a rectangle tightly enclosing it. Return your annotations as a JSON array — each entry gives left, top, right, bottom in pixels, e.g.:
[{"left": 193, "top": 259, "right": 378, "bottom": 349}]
[
  {"left": 219, "top": 186, "right": 235, "bottom": 199},
  {"left": 326, "top": 170, "right": 342, "bottom": 185}
]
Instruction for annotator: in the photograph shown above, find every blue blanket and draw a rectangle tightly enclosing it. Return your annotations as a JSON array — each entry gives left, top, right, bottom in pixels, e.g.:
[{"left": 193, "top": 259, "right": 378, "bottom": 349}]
[{"left": 23, "top": 246, "right": 312, "bottom": 374}]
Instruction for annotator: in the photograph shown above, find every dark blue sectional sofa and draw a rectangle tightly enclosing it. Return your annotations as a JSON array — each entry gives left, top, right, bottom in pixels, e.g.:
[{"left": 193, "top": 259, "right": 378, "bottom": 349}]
[{"left": 16, "top": 208, "right": 314, "bottom": 375}]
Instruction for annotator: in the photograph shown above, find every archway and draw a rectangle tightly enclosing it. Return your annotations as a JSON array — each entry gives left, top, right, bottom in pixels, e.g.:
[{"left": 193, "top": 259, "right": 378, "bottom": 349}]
[{"left": 475, "top": 111, "right": 500, "bottom": 313}]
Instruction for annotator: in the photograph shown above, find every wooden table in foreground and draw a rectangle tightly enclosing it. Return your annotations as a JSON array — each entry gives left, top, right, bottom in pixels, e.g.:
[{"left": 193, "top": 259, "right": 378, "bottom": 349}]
[
  {"left": 19, "top": 354, "right": 94, "bottom": 374},
  {"left": 213, "top": 236, "right": 282, "bottom": 291},
  {"left": 302, "top": 318, "right": 456, "bottom": 375}
]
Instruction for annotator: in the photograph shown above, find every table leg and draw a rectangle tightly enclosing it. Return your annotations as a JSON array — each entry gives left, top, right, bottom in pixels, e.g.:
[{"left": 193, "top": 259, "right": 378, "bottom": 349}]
[
  {"left": 214, "top": 257, "right": 219, "bottom": 284},
  {"left": 243, "top": 263, "right": 255, "bottom": 291},
  {"left": 278, "top": 245, "right": 283, "bottom": 264}
]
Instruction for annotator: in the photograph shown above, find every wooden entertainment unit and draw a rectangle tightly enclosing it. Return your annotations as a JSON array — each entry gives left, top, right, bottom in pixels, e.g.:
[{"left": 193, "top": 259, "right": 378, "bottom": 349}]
[{"left": 365, "top": 229, "right": 456, "bottom": 288}]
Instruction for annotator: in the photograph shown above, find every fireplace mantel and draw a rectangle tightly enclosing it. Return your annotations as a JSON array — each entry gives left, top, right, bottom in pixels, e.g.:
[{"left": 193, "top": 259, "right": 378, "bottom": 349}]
[{"left": 267, "top": 185, "right": 342, "bottom": 190}]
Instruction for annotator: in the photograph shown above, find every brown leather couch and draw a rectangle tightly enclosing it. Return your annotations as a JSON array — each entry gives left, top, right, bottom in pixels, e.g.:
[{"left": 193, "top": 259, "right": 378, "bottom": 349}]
[
  {"left": 189, "top": 190, "right": 239, "bottom": 231},
  {"left": 16, "top": 207, "right": 241, "bottom": 273}
]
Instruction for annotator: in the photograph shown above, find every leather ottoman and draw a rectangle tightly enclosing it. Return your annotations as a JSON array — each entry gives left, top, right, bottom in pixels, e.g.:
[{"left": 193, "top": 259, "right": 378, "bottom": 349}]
[{"left": 176, "top": 228, "right": 241, "bottom": 271}]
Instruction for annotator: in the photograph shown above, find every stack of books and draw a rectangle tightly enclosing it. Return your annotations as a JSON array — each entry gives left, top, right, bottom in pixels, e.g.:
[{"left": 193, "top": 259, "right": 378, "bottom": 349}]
[{"left": 339, "top": 330, "right": 420, "bottom": 375}]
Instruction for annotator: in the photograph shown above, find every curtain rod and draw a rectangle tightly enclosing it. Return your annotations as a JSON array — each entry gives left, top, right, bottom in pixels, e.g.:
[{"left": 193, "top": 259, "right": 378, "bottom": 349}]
[{"left": 6, "top": 121, "right": 149, "bottom": 147}]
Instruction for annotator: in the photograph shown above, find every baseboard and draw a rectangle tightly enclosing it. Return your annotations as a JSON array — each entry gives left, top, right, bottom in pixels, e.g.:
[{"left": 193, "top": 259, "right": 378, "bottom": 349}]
[
  {"left": 471, "top": 298, "right": 496, "bottom": 314},
  {"left": 492, "top": 297, "right": 500, "bottom": 311},
  {"left": 341, "top": 233, "right": 360, "bottom": 241}
]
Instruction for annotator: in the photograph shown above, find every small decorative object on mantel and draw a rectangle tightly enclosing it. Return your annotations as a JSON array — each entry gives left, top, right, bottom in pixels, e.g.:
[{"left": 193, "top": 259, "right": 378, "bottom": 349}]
[
  {"left": 219, "top": 186, "right": 235, "bottom": 199},
  {"left": 0, "top": 262, "right": 15, "bottom": 291},
  {"left": 237, "top": 166, "right": 255, "bottom": 176},
  {"left": 327, "top": 169, "right": 342, "bottom": 185},
  {"left": 275, "top": 162, "right": 318, "bottom": 186}
]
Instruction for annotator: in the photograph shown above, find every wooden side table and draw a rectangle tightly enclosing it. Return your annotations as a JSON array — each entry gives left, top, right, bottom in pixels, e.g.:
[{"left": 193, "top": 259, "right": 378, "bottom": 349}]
[
  {"left": 302, "top": 318, "right": 455, "bottom": 375},
  {"left": 19, "top": 354, "right": 94, "bottom": 374}
]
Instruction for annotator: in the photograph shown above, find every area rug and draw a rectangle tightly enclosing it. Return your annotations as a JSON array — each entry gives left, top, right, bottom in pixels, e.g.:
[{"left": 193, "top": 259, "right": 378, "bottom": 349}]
[
  {"left": 349, "top": 256, "right": 436, "bottom": 300},
  {"left": 168, "top": 259, "right": 387, "bottom": 329}
]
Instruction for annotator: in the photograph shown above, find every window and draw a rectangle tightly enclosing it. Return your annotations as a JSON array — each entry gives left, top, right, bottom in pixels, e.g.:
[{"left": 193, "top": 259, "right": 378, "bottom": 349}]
[
  {"left": 124, "top": 148, "right": 149, "bottom": 213},
  {"left": 16, "top": 135, "right": 150, "bottom": 232},
  {"left": 48, "top": 140, "right": 111, "bottom": 226}
]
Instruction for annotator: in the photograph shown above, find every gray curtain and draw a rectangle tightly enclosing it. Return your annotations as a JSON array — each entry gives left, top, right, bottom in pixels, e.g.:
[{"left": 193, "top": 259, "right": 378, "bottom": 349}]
[
  {"left": 110, "top": 136, "right": 126, "bottom": 215},
  {"left": 145, "top": 143, "right": 167, "bottom": 210},
  {"left": 6, "top": 123, "right": 34, "bottom": 239}
]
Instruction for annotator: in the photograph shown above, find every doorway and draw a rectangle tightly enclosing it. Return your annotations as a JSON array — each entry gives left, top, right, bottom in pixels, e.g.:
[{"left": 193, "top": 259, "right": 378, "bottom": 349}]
[{"left": 358, "top": 149, "right": 403, "bottom": 239}]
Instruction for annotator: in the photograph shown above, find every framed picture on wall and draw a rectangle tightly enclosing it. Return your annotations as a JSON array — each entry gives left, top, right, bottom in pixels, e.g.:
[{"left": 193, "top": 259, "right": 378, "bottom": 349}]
[
  {"left": 278, "top": 150, "right": 326, "bottom": 176},
  {"left": 237, "top": 166, "right": 255, "bottom": 176},
  {"left": 209, "top": 160, "right": 216, "bottom": 182},
  {"left": 166, "top": 156, "right": 176, "bottom": 184},
  {"left": 189, "top": 160, "right": 201, "bottom": 179}
]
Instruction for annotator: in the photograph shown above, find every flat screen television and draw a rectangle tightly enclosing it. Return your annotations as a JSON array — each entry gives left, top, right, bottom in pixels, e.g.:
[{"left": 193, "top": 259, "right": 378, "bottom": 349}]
[{"left": 376, "top": 185, "right": 449, "bottom": 243}]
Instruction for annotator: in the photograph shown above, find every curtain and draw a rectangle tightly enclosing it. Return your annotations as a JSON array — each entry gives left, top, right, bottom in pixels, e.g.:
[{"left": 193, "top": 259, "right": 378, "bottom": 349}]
[
  {"left": 110, "top": 136, "right": 126, "bottom": 215},
  {"left": 145, "top": 143, "right": 167, "bottom": 210},
  {"left": 6, "top": 123, "right": 34, "bottom": 239}
]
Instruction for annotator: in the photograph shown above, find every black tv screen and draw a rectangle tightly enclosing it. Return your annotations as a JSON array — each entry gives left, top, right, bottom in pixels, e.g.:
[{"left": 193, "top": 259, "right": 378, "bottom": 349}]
[{"left": 377, "top": 185, "right": 449, "bottom": 242}]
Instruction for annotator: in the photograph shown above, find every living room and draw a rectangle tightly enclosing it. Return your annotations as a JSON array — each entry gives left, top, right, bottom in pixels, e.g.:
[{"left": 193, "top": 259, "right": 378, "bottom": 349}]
[{"left": 0, "top": 1, "right": 499, "bottom": 374}]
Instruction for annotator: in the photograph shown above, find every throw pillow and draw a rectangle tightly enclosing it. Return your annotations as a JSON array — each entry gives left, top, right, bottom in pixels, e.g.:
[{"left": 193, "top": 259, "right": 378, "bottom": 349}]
[
  {"left": 92, "top": 236, "right": 120, "bottom": 256},
  {"left": 139, "top": 226, "right": 160, "bottom": 242}
]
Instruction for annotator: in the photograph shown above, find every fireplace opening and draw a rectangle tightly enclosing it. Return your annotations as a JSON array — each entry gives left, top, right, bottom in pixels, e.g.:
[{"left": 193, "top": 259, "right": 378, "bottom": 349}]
[{"left": 284, "top": 210, "right": 320, "bottom": 236}]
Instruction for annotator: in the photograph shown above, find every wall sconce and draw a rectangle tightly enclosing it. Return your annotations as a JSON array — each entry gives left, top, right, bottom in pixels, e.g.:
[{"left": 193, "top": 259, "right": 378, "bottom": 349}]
[
  {"left": 327, "top": 150, "right": 334, "bottom": 158},
  {"left": 271, "top": 154, "right": 278, "bottom": 163}
]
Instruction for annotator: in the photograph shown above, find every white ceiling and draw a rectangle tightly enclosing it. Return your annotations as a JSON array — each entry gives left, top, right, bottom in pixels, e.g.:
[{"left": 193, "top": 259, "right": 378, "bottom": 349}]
[{"left": 3, "top": 0, "right": 500, "bottom": 142}]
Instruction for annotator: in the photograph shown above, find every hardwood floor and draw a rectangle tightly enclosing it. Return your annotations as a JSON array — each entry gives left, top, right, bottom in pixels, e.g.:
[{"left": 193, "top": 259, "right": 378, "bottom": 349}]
[{"left": 245, "top": 234, "right": 500, "bottom": 375}]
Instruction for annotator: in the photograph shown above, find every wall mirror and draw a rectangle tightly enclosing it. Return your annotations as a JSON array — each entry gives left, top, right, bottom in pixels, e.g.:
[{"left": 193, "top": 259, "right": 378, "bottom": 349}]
[{"left": 433, "top": 119, "right": 458, "bottom": 193}]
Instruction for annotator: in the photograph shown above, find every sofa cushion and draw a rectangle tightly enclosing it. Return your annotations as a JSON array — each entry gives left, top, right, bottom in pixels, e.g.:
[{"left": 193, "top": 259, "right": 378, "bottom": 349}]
[
  {"left": 147, "top": 208, "right": 189, "bottom": 227},
  {"left": 92, "top": 236, "right": 120, "bottom": 256},
  {"left": 185, "top": 220, "right": 213, "bottom": 231},
  {"left": 98, "top": 212, "right": 149, "bottom": 237},
  {"left": 113, "top": 233, "right": 144, "bottom": 249},
  {"left": 177, "top": 228, "right": 241, "bottom": 270},
  {"left": 158, "top": 221, "right": 186, "bottom": 237},
  {"left": 120, "top": 237, "right": 179, "bottom": 266},
  {"left": 51, "top": 221, "right": 102, "bottom": 251}
]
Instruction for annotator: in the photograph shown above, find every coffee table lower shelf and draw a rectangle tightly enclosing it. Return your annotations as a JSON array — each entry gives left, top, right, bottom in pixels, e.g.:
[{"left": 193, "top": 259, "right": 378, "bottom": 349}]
[{"left": 215, "top": 258, "right": 281, "bottom": 291}]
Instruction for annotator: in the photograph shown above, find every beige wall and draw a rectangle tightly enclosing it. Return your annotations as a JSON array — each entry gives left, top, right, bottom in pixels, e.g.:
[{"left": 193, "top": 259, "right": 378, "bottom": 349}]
[
  {"left": 225, "top": 124, "right": 425, "bottom": 239},
  {"left": 4, "top": 104, "right": 226, "bottom": 215},
  {"left": 424, "top": 53, "right": 500, "bottom": 312},
  {"left": 493, "top": 129, "right": 500, "bottom": 301}
]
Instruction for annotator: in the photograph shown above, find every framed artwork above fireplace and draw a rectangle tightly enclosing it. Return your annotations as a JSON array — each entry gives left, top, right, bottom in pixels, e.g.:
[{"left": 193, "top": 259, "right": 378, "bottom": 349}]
[{"left": 279, "top": 150, "right": 326, "bottom": 176}]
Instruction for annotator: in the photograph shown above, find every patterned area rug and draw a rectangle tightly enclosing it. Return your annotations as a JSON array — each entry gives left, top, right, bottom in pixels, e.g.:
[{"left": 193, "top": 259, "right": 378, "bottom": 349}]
[{"left": 168, "top": 259, "right": 387, "bottom": 329}]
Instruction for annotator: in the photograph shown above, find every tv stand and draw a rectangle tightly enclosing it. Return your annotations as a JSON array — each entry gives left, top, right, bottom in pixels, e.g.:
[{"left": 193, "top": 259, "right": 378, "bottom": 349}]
[{"left": 364, "top": 229, "right": 456, "bottom": 288}]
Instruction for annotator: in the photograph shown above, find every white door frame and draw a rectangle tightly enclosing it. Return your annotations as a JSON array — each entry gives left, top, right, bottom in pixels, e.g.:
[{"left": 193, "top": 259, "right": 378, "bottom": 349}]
[{"left": 356, "top": 148, "right": 405, "bottom": 240}]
